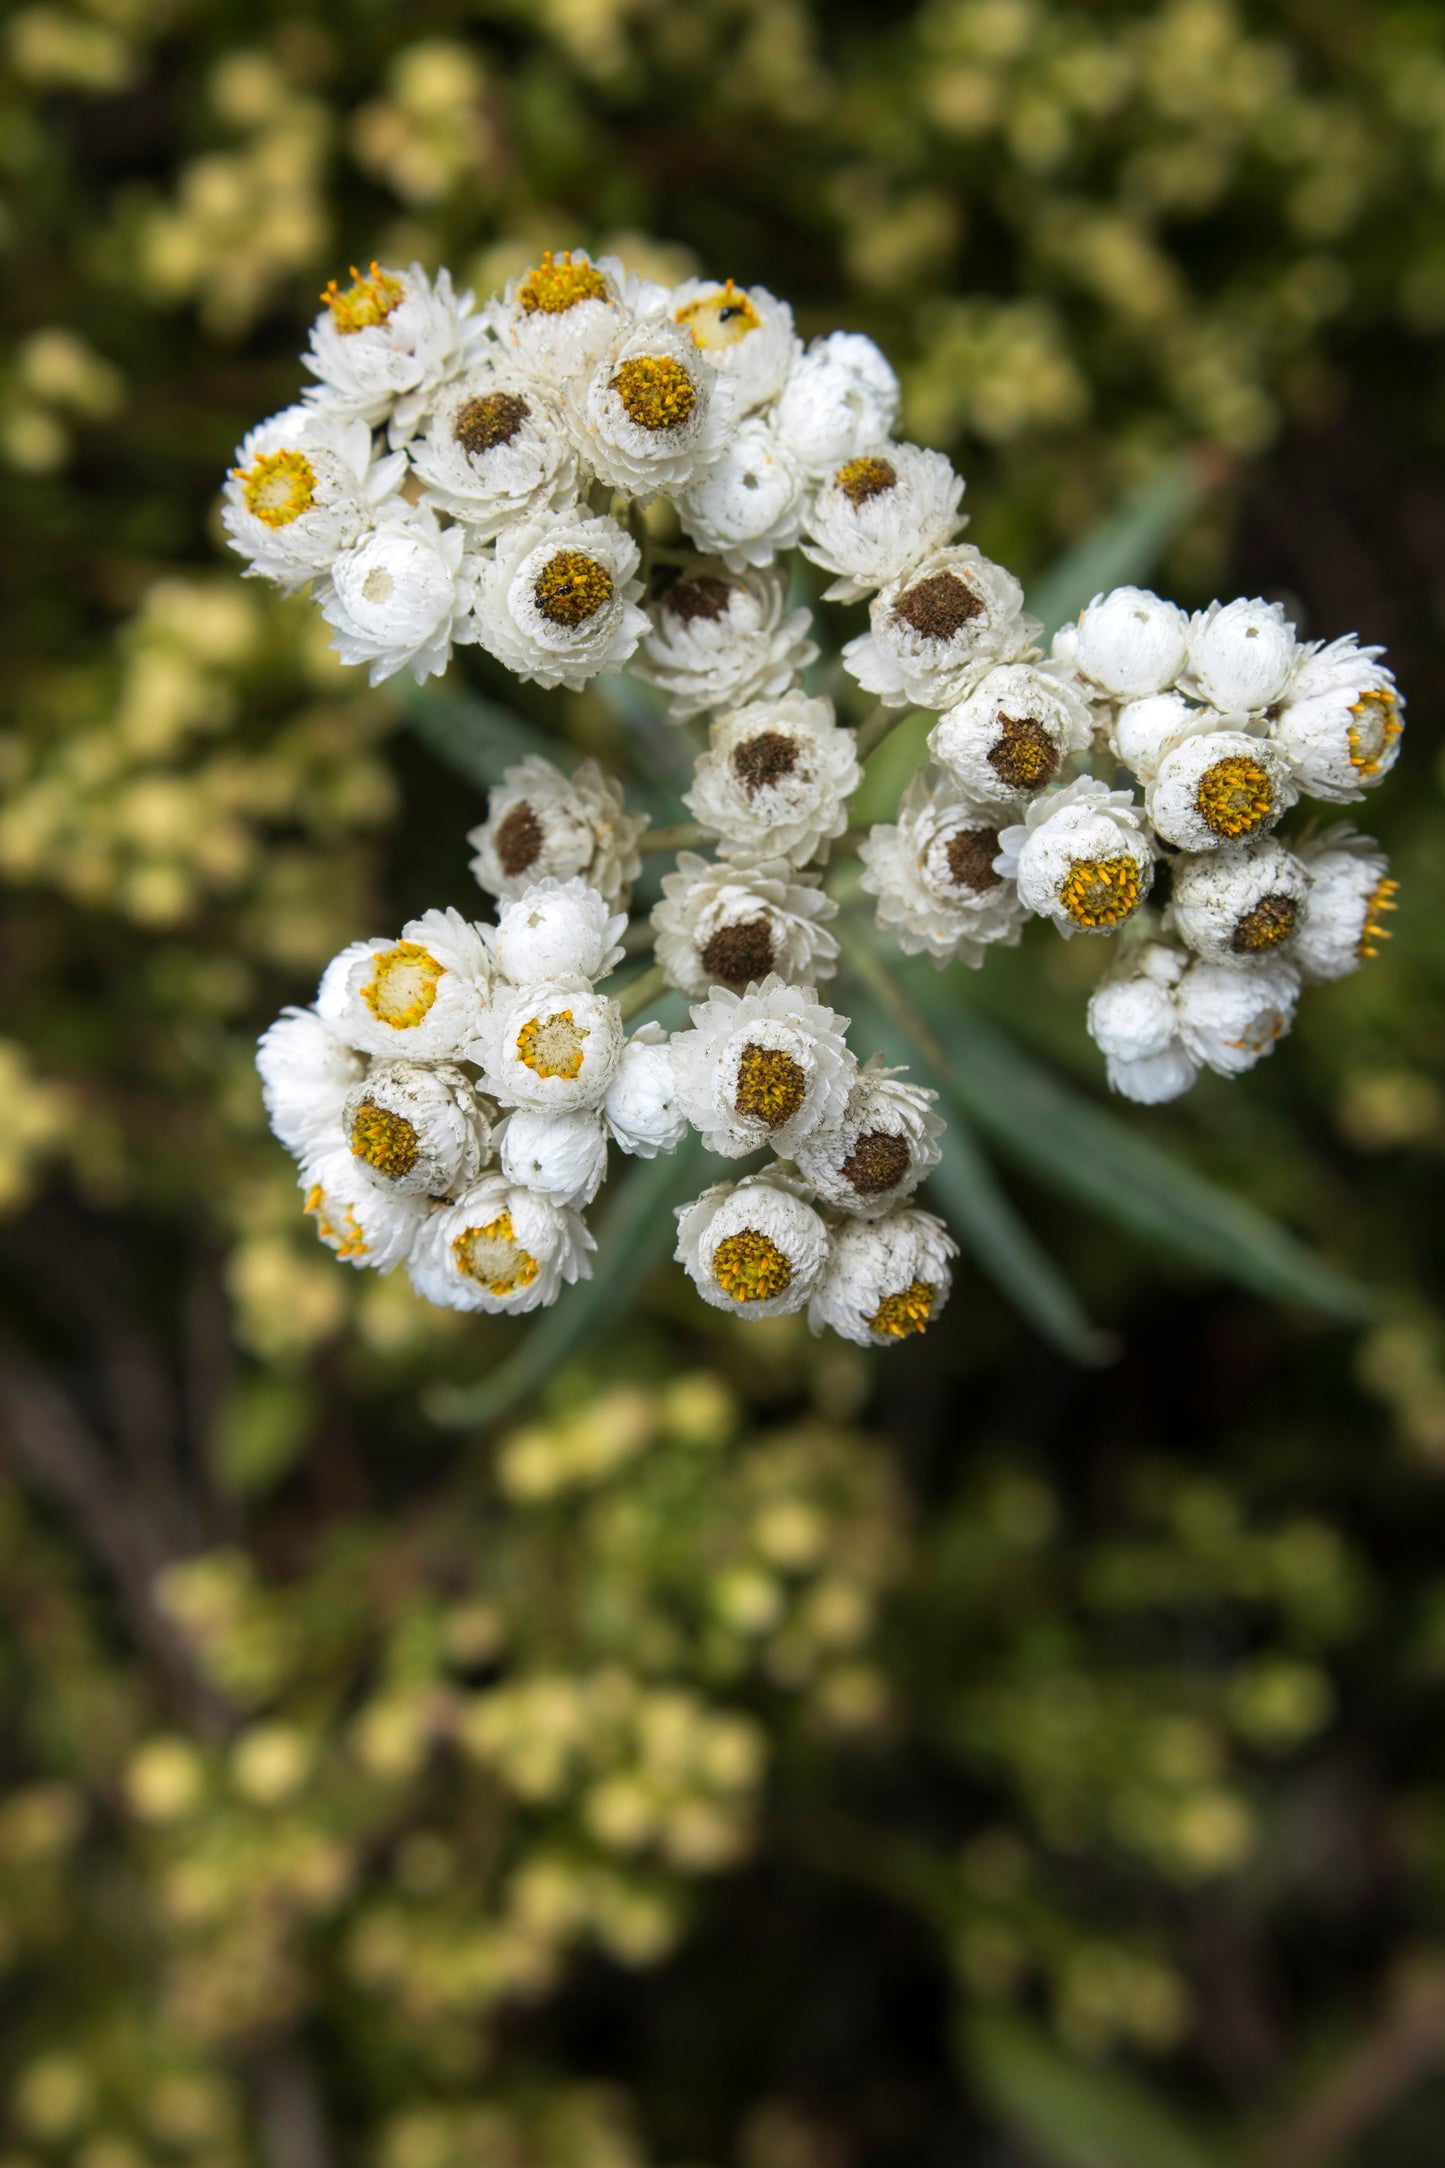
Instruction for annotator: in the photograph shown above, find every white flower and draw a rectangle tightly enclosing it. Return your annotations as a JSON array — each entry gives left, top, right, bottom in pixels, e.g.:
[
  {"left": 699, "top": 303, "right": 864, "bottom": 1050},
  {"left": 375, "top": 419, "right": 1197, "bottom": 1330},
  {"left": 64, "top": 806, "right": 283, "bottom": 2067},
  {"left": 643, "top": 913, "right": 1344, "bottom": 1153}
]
[
  {"left": 996, "top": 779, "right": 1154, "bottom": 938},
  {"left": 485, "top": 877, "right": 627, "bottom": 985},
  {"left": 799, "top": 442, "right": 966, "bottom": 602},
  {"left": 773, "top": 332, "right": 899, "bottom": 476},
  {"left": 843, "top": 544, "right": 1038, "bottom": 712},
  {"left": 405, "top": 366, "right": 579, "bottom": 537},
  {"left": 485, "top": 249, "right": 643, "bottom": 394},
  {"left": 407, "top": 1174, "right": 593, "bottom": 1314},
  {"left": 670, "top": 277, "right": 799, "bottom": 413},
  {"left": 675, "top": 416, "right": 808, "bottom": 571},
  {"left": 1145, "top": 728, "right": 1298, "bottom": 852},
  {"left": 669, "top": 976, "right": 855, "bottom": 1159},
  {"left": 858, "top": 767, "right": 1027, "bottom": 967},
  {"left": 1110, "top": 691, "right": 1201, "bottom": 783},
  {"left": 632, "top": 563, "right": 818, "bottom": 722},
  {"left": 577, "top": 317, "right": 736, "bottom": 498},
  {"left": 604, "top": 1024, "right": 688, "bottom": 1158},
  {"left": 1087, "top": 946, "right": 1199, "bottom": 1105},
  {"left": 652, "top": 851, "right": 839, "bottom": 996},
  {"left": 1269, "top": 635, "right": 1404, "bottom": 802},
  {"left": 303, "top": 261, "right": 486, "bottom": 438},
  {"left": 684, "top": 693, "right": 861, "bottom": 866},
  {"left": 467, "top": 509, "right": 646, "bottom": 691},
  {"left": 475, "top": 977, "right": 625, "bottom": 1113},
  {"left": 256, "top": 1007, "right": 365, "bottom": 1161},
  {"left": 1168, "top": 836, "right": 1311, "bottom": 967},
  {"left": 1294, "top": 827, "right": 1398, "bottom": 983},
  {"left": 316, "top": 908, "right": 493, "bottom": 1062},
  {"left": 675, "top": 1169, "right": 829, "bottom": 1320},
  {"left": 468, "top": 755, "right": 647, "bottom": 908},
  {"left": 1072, "top": 586, "right": 1190, "bottom": 700},
  {"left": 1175, "top": 957, "right": 1301, "bottom": 1078},
  {"left": 223, "top": 404, "right": 405, "bottom": 592},
  {"left": 793, "top": 1058, "right": 944, "bottom": 1219},
  {"left": 929, "top": 660, "right": 1094, "bottom": 808},
  {"left": 339, "top": 1060, "right": 492, "bottom": 1199},
  {"left": 1185, "top": 596, "right": 1299, "bottom": 713},
  {"left": 318, "top": 504, "right": 477, "bottom": 686},
  {"left": 807, "top": 1208, "right": 958, "bottom": 1347},
  {"left": 299, "top": 1147, "right": 425, "bottom": 1274},
  {"left": 498, "top": 1106, "right": 609, "bottom": 1209}
]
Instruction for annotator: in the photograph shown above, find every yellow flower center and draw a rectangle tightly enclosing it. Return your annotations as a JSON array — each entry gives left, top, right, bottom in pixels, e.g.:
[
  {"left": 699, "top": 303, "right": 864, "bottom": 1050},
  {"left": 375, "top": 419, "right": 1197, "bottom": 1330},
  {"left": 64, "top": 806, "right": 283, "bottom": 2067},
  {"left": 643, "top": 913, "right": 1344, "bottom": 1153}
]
[
  {"left": 870, "top": 1278, "right": 935, "bottom": 1338},
  {"left": 360, "top": 942, "right": 444, "bottom": 1031},
  {"left": 735, "top": 1042, "right": 807, "bottom": 1129},
  {"left": 304, "top": 1183, "right": 368, "bottom": 1260},
  {"left": 516, "top": 1009, "right": 588, "bottom": 1081},
  {"left": 712, "top": 1229, "right": 792, "bottom": 1303},
  {"left": 349, "top": 1099, "right": 420, "bottom": 1178},
  {"left": 835, "top": 455, "right": 897, "bottom": 506},
  {"left": 238, "top": 448, "right": 317, "bottom": 528},
  {"left": 452, "top": 1211, "right": 539, "bottom": 1296},
  {"left": 610, "top": 355, "right": 697, "bottom": 432},
  {"left": 516, "top": 250, "right": 610, "bottom": 315},
  {"left": 989, "top": 714, "right": 1058, "bottom": 793},
  {"left": 675, "top": 279, "right": 762, "bottom": 351},
  {"left": 321, "top": 262, "right": 404, "bottom": 334},
  {"left": 1059, "top": 854, "right": 1145, "bottom": 930},
  {"left": 1194, "top": 754, "right": 1274, "bottom": 839},
  {"left": 1347, "top": 688, "right": 1404, "bottom": 775},
  {"left": 1358, "top": 874, "right": 1400, "bottom": 959},
  {"left": 533, "top": 549, "right": 613, "bottom": 627}
]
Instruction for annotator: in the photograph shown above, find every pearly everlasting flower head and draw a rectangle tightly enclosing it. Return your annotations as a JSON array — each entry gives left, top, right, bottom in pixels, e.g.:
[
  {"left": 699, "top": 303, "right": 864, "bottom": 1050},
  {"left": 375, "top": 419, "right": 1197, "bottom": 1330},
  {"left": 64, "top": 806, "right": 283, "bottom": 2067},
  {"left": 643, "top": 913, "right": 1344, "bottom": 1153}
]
[
  {"left": 498, "top": 1107, "right": 609, "bottom": 1210},
  {"left": 304, "top": 262, "right": 486, "bottom": 438},
  {"left": 486, "top": 249, "right": 642, "bottom": 390},
  {"left": 1145, "top": 728, "right": 1298, "bottom": 852},
  {"left": 676, "top": 1169, "right": 830, "bottom": 1320},
  {"left": 684, "top": 693, "right": 862, "bottom": 866},
  {"left": 653, "top": 852, "right": 839, "bottom": 997},
  {"left": 807, "top": 1208, "right": 958, "bottom": 1348},
  {"left": 338, "top": 1060, "right": 492, "bottom": 1200},
  {"left": 800, "top": 442, "right": 966, "bottom": 603},
  {"left": 604, "top": 1025, "right": 688, "bottom": 1159},
  {"left": 300, "top": 1149, "right": 426, "bottom": 1274},
  {"left": 319, "top": 503, "right": 477, "bottom": 686},
  {"left": 930, "top": 660, "right": 1094, "bottom": 810},
  {"left": 406, "top": 365, "right": 579, "bottom": 537},
  {"left": 1175, "top": 956, "right": 1301, "bottom": 1078},
  {"left": 1293, "top": 827, "right": 1398, "bottom": 984},
  {"left": 1269, "top": 636, "right": 1404, "bottom": 802},
  {"left": 1110, "top": 691, "right": 1202, "bottom": 784},
  {"left": 997, "top": 779, "right": 1154, "bottom": 939},
  {"left": 669, "top": 977, "right": 855, "bottom": 1159},
  {"left": 676, "top": 416, "right": 808, "bottom": 571},
  {"left": 475, "top": 978, "right": 625, "bottom": 1114},
  {"left": 469, "top": 757, "right": 647, "bottom": 909},
  {"left": 670, "top": 277, "right": 799, "bottom": 413},
  {"left": 774, "top": 332, "right": 900, "bottom": 476},
  {"left": 407, "top": 1174, "right": 593, "bottom": 1314},
  {"left": 256, "top": 1008, "right": 365, "bottom": 1163},
  {"left": 858, "top": 768, "right": 1027, "bottom": 968},
  {"left": 579, "top": 316, "right": 737, "bottom": 498},
  {"left": 317, "top": 908, "right": 493, "bottom": 1063},
  {"left": 1185, "top": 597, "right": 1299, "bottom": 714},
  {"left": 1071, "top": 586, "right": 1190, "bottom": 700},
  {"left": 1168, "top": 836, "right": 1311, "bottom": 969},
  {"left": 468, "top": 509, "right": 646, "bottom": 691},
  {"left": 1087, "top": 944, "right": 1199, "bottom": 1105},
  {"left": 792, "top": 1059, "right": 944, "bottom": 1220},
  {"left": 844, "top": 543, "right": 1038, "bottom": 711},
  {"left": 484, "top": 878, "right": 627, "bottom": 986},
  {"left": 633, "top": 563, "right": 818, "bottom": 722},
  {"left": 224, "top": 404, "right": 405, "bottom": 592}
]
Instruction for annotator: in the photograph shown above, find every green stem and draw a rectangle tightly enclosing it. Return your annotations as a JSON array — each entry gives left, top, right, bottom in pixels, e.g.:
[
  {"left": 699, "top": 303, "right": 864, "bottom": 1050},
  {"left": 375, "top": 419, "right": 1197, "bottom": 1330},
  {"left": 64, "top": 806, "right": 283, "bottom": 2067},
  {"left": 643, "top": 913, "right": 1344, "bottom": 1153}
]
[
  {"left": 855, "top": 701, "right": 915, "bottom": 761},
  {"left": 643, "top": 821, "right": 708, "bottom": 854},
  {"left": 615, "top": 961, "right": 670, "bottom": 1023}
]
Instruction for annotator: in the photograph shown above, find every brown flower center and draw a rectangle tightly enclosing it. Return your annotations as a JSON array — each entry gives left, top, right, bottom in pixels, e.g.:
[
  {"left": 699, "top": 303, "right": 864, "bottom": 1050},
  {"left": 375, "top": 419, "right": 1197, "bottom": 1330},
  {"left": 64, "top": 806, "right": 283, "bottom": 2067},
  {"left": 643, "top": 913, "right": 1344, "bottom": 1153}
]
[
  {"left": 495, "top": 802, "right": 544, "bottom": 878},
  {"left": 988, "top": 715, "right": 1058, "bottom": 793},
  {"left": 664, "top": 573, "right": 735, "bottom": 623},
  {"left": 534, "top": 549, "right": 613, "bottom": 628},
  {"left": 731, "top": 730, "right": 798, "bottom": 794},
  {"left": 700, "top": 917, "right": 776, "bottom": 986},
  {"left": 944, "top": 826, "right": 1001, "bottom": 894},
  {"left": 841, "top": 1130, "right": 911, "bottom": 1196},
  {"left": 1229, "top": 893, "right": 1300, "bottom": 954},
  {"left": 453, "top": 390, "right": 530, "bottom": 457},
  {"left": 835, "top": 455, "right": 897, "bottom": 507},
  {"left": 893, "top": 570, "right": 982, "bottom": 642},
  {"left": 735, "top": 1042, "right": 807, "bottom": 1129}
]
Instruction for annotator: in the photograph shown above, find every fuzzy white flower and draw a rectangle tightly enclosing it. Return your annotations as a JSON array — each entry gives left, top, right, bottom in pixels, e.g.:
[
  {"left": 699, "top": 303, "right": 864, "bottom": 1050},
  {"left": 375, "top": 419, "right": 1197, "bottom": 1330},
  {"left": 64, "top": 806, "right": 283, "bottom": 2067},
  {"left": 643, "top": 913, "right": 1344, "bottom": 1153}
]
[
  {"left": 1071, "top": 586, "right": 1190, "bottom": 700},
  {"left": 317, "top": 908, "right": 493, "bottom": 1062},
  {"left": 807, "top": 1208, "right": 958, "bottom": 1348},
  {"left": 304, "top": 262, "right": 486, "bottom": 438},
  {"left": 929, "top": 661, "right": 1094, "bottom": 808},
  {"left": 843, "top": 544, "right": 1038, "bottom": 711},
  {"left": 1175, "top": 957, "right": 1301, "bottom": 1078},
  {"left": 256, "top": 1008, "right": 365, "bottom": 1161},
  {"left": 1269, "top": 636, "right": 1405, "bottom": 802},
  {"left": 652, "top": 852, "right": 839, "bottom": 997},
  {"left": 675, "top": 416, "right": 808, "bottom": 571},
  {"left": 1145, "top": 728, "right": 1298, "bottom": 852},
  {"left": 996, "top": 779, "right": 1154, "bottom": 938},
  {"left": 407, "top": 1174, "right": 593, "bottom": 1314},
  {"left": 578, "top": 317, "right": 736, "bottom": 498},
  {"left": 1168, "top": 836, "right": 1311, "bottom": 968},
  {"left": 793, "top": 1059, "right": 944, "bottom": 1219},
  {"left": 632, "top": 564, "right": 818, "bottom": 722},
  {"left": 467, "top": 509, "right": 646, "bottom": 692},
  {"left": 1185, "top": 596, "right": 1299, "bottom": 714},
  {"left": 773, "top": 332, "right": 900, "bottom": 477},
  {"left": 675, "top": 1169, "right": 829, "bottom": 1320},
  {"left": 405, "top": 366, "right": 579, "bottom": 537},
  {"left": 485, "top": 249, "right": 645, "bottom": 393},
  {"left": 339, "top": 1060, "right": 492, "bottom": 1199},
  {"left": 858, "top": 767, "right": 1027, "bottom": 967},
  {"left": 800, "top": 443, "right": 966, "bottom": 602},
  {"left": 684, "top": 693, "right": 862, "bottom": 865},
  {"left": 299, "top": 1148, "right": 426, "bottom": 1274},
  {"left": 603, "top": 1024, "right": 688, "bottom": 1158},
  {"left": 485, "top": 877, "right": 627, "bottom": 986},
  {"left": 670, "top": 277, "right": 799, "bottom": 413},
  {"left": 318, "top": 504, "right": 477, "bottom": 687},
  {"left": 1294, "top": 828, "right": 1398, "bottom": 983},
  {"left": 1086, "top": 947, "right": 1199, "bottom": 1105},
  {"left": 475, "top": 977, "right": 624, "bottom": 1114},
  {"left": 468, "top": 756, "right": 647, "bottom": 908},
  {"left": 498, "top": 1106, "right": 609, "bottom": 1209},
  {"left": 223, "top": 404, "right": 405, "bottom": 592},
  {"left": 669, "top": 976, "right": 855, "bottom": 1159},
  {"left": 1110, "top": 691, "right": 1201, "bottom": 783}
]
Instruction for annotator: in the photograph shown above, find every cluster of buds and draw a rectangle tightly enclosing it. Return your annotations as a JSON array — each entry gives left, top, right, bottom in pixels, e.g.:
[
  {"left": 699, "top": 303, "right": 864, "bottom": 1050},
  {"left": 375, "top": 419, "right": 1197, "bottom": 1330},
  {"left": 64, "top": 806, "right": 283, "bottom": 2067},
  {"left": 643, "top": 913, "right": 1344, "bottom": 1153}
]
[{"left": 236, "top": 248, "right": 1404, "bottom": 1338}]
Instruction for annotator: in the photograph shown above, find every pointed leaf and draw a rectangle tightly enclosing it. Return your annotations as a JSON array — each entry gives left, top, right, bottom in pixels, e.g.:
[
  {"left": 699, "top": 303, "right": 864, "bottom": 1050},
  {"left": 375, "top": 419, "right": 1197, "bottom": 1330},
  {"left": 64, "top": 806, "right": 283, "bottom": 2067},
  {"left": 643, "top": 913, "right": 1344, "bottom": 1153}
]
[
  {"left": 964, "top": 2011, "right": 1234, "bottom": 2168},
  {"left": 1026, "top": 455, "right": 1214, "bottom": 640}
]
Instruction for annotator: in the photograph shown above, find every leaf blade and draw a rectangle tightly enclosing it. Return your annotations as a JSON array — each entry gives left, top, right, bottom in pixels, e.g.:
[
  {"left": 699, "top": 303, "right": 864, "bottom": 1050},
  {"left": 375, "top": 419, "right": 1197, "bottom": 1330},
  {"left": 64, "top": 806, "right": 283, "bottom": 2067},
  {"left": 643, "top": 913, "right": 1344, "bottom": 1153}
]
[
  {"left": 1026, "top": 454, "right": 1213, "bottom": 640},
  {"left": 963, "top": 2011, "right": 1235, "bottom": 2168}
]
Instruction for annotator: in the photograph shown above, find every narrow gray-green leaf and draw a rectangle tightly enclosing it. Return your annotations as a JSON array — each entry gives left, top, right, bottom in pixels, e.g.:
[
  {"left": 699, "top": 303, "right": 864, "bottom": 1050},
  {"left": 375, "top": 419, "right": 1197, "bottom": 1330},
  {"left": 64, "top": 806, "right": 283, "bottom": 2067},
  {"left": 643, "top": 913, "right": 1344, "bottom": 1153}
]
[
  {"left": 1026, "top": 454, "right": 1213, "bottom": 641},
  {"left": 402, "top": 680, "right": 556, "bottom": 791},
  {"left": 964, "top": 2011, "right": 1234, "bottom": 2168}
]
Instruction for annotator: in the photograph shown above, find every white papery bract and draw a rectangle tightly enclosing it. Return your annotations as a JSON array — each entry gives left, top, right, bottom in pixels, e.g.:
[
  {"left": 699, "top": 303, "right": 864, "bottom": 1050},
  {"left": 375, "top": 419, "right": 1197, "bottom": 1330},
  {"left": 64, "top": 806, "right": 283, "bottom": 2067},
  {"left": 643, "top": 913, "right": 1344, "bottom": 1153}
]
[
  {"left": 858, "top": 768, "right": 1026, "bottom": 968},
  {"left": 468, "top": 755, "right": 647, "bottom": 909},
  {"left": 1110, "top": 691, "right": 1201, "bottom": 783},
  {"left": 468, "top": 509, "right": 646, "bottom": 691},
  {"left": 1087, "top": 946, "right": 1199, "bottom": 1105},
  {"left": 498, "top": 1106, "right": 609, "bottom": 1209},
  {"left": 604, "top": 1025, "right": 688, "bottom": 1159},
  {"left": 670, "top": 278, "right": 799, "bottom": 413},
  {"left": 654, "top": 851, "right": 838, "bottom": 997},
  {"left": 485, "top": 249, "right": 639, "bottom": 391},
  {"left": 773, "top": 332, "right": 900, "bottom": 476},
  {"left": 476, "top": 977, "right": 625, "bottom": 1114},
  {"left": 339, "top": 1060, "right": 492, "bottom": 1200},
  {"left": 1295, "top": 828, "right": 1398, "bottom": 983},
  {"left": 1269, "top": 636, "right": 1405, "bottom": 802},
  {"left": 1175, "top": 956, "right": 1301, "bottom": 1077},
  {"left": 1168, "top": 836, "right": 1311, "bottom": 969},
  {"left": 800, "top": 442, "right": 966, "bottom": 602},
  {"left": 1185, "top": 596, "right": 1299, "bottom": 713},
  {"left": 408, "top": 1174, "right": 593, "bottom": 1314},
  {"left": 633, "top": 564, "right": 818, "bottom": 722},
  {"left": 998, "top": 779, "right": 1154, "bottom": 938},
  {"left": 684, "top": 693, "right": 862, "bottom": 866},
  {"left": 675, "top": 1170, "right": 829, "bottom": 1320},
  {"left": 579, "top": 317, "right": 736, "bottom": 497},
  {"left": 1071, "top": 586, "right": 1190, "bottom": 700},
  {"left": 406, "top": 367, "right": 579, "bottom": 537},
  {"left": 669, "top": 977, "right": 855, "bottom": 1159},
  {"left": 300, "top": 1147, "right": 426, "bottom": 1274},
  {"left": 930, "top": 660, "right": 1094, "bottom": 809},
  {"left": 485, "top": 877, "right": 627, "bottom": 986},
  {"left": 793, "top": 1059, "right": 943, "bottom": 1220},
  {"left": 844, "top": 544, "right": 1037, "bottom": 711},
  {"left": 319, "top": 504, "right": 477, "bottom": 686},
  {"left": 807, "top": 1208, "right": 958, "bottom": 1348},
  {"left": 1145, "top": 728, "right": 1298, "bottom": 852},
  {"left": 304, "top": 262, "right": 485, "bottom": 437},
  {"left": 676, "top": 416, "right": 808, "bottom": 571},
  {"left": 257, "top": 1008, "right": 365, "bottom": 1161},
  {"left": 317, "top": 908, "right": 493, "bottom": 1063},
  {"left": 224, "top": 405, "right": 405, "bottom": 592}
]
